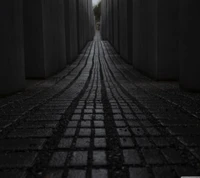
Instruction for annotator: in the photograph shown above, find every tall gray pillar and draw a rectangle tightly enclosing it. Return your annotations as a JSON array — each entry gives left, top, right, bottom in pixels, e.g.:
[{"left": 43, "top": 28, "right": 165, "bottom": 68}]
[
  {"left": 23, "top": 0, "right": 66, "bottom": 78},
  {"left": 119, "top": 0, "right": 132, "bottom": 64},
  {"left": 77, "top": 0, "right": 84, "bottom": 51},
  {"left": 132, "top": 0, "right": 179, "bottom": 80},
  {"left": 0, "top": 1, "right": 25, "bottom": 95},
  {"left": 113, "top": 0, "right": 119, "bottom": 52},
  {"left": 64, "top": 0, "right": 78, "bottom": 64},
  {"left": 179, "top": 0, "right": 200, "bottom": 91}
]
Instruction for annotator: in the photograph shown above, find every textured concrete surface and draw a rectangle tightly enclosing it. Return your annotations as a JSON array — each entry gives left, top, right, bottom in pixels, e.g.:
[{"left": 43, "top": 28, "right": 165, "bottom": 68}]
[
  {"left": 0, "top": 32, "right": 200, "bottom": 177},
  {"left": 64, "top": 0, "right": 78, "bottom": 64},
  {"left": 132, "top": 0, "right": 179, "bottom": 80},
  {"left": 179, "top": 0, "right": 200, "bottom": 91},
  {"left": 113, "top": 0, "right": 119, "bottom": 52},
  {"left": 119, "top": 0, "right": 132, "bottom": 64},
  {"left": 0, "top": 0, "right": 25, "bottom": 95},
  {"left": 23, "top": 0, "right": 66, "bottom": 78}
]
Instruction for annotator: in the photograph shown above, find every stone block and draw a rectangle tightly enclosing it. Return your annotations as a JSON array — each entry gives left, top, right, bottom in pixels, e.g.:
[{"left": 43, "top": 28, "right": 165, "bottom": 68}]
[
  {"left": 64, "top": 0, "right": 78, "bottom": 64},
  {"left": 0, "top": 0, "right": 25, "bottom": 95},
  {"left": 179, "top": 0, "right": 200, "bottom": 91},
  {"left": 23, "top": 0, "right": 66, "bottom": 78},
  {"left": 119, "top": 0, "right": 132, "bottom": 64},
  {"left": 113, "top": 0, "right": 119, "bottom": 52},
  {"left": 132, "top": 0, "right": 179, "bottom": 80}
]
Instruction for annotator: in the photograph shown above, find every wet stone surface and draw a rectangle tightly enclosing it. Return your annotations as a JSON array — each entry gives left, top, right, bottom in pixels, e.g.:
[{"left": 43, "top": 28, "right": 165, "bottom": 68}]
[{"left": 0, "top": 34, "right": 200, "bottom": 177}]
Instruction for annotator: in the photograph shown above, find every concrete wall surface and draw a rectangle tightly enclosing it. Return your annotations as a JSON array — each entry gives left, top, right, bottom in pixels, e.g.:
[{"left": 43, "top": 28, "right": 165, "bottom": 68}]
[
  {"left": 24, "top": 0, "right": 66, "bottom": 78},
  {"left": 0, "top": 1, "right": 25, "bottom": 95},
  {"left": 113, "top": 0, "right": 119, "bottom": 52},
  {"left": 64, "top": 0, "right": 78, "bottom": 64},
  {"left": 132, "top": 0, "right": 179, "bottom": 80},
  {"left": 179, "top": 0, "right": 200, "bottom": 91}
]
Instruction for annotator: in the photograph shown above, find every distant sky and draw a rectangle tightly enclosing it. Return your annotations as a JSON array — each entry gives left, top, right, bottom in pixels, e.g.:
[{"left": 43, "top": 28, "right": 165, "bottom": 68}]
[{"left": 92, "top": 0, "right": 100, "bottom": 6}]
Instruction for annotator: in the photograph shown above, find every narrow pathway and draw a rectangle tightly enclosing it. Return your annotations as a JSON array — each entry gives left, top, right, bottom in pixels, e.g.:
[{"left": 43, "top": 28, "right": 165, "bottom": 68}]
[{"left": 0, "top": 32, "right": 200, "bottom": 178}]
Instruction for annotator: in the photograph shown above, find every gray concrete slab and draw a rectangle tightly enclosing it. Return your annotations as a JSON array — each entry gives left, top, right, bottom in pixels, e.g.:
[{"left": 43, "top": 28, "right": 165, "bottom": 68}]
[
  {"left": 113, "top": 0, "right": 119, "bottom": 52},
  {"left": 179, "top": 0, "right": 200, "bottom": 91},
  {"left": 108, "top": 0, "right": 113, "bottom": 45},
  {"left": 132, "top": 0, "right": 179, "bottom": 80},
  {"left": 119, "top": 0, "right": 132, "bottom": 64},
  {"left": 0, "top": 1, "right": 25, "bottom": 95},
  {"left": 64, "top": 0, "right": 78, "bottom": 64},
  {"left": 23, "top": 0, "right": 66, "bottom": 78}
]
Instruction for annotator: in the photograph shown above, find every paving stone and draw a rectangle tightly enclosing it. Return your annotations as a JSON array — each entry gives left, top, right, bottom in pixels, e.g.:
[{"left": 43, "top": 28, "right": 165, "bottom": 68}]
[
  {"left": 26, "top": 115, "right": 62, "bottom": 121},
  {"left": 64, "top": 128, "right": 76, "bottom": 136},
  {"left": 136, "top": 137, "right": 153, "bottom": 147},
  {"left": 120, "top": 137, "right": 134, "bottom": 147},
  {"left": 127, "top": 120, "right": 140, "bottom": 127},
  {"left": 74, "top": 109, "right": 82, "bottom": 114},
  {"left": 8, "top": 128, "right": 53, "bottom": 138},
  {"left": 49, "top": 152, "right": 68, "bottom": 167},
  {"left": 177, "top": 136, "right": 200, "bottom": 147},
  {"left": 153, "top": 167, "right": 177, "bottom": 178},
  {"left": 17, "top": 121, "right": 58, "bottom": 129},
  {"left": 81, "top": 121, "right": 91, "bottom": 127},
  {"left": 161, "top": 148, "right": 185, "bottom": 164},
  {"left": 94, "top": 121, "right": 104, "bottom": 127},
  {"left": 71, "top": 115, "right": 81, "bottom": 120},
  {"left": 0, "top": 152, "right": 37, "bottom": 168},
  {"left": 115, "top": 121, "right": 126, "bottom": 127},
  {"left": 152, "top": 137, "right": 170, "bottom": 147},
  {"left": 58, "top": 138, "right": 73, "bottom": 148},
  {"left": 113, "top": 114, "right": 123, "bottom": 120},
  {"left": 76, "top": 138, "right": 90, "bottom": 148},
  {"left": 167, "top": 126, "right": 200, "bottom": 135},
  {"left": 93, "top": 151, "right": 107, "bottom": 165},
  {"left": 131, "top": 128, "right": 145, "bottom": 136},
  {"left": 79, "top": 128, "right": 91, "bottom": 136},
  {"left": 70, "top": 151, "right": 88, "bottom": 166},
  {"left": 95, "top": 128, "right": 106, "bottom": 136},
  {"left": 68, "top": 169, "right": 86, "bottom": 178},
  {"left": 141, "top": 120, "right": 153, "bottom": 127},
  {"left": 94, "top": 114, "right": 104, "bottom": 120},
  {"left": 123, "top": 149, "right": 141, "bottom": 165},
  {"left": 92, "top": 169, "right": 108, "bottom": 178},
  {"left": 117, "top": 128, "right": 131, "bottom": 136},
  {"left": 129, "top": 167, "right": 151, "bottom": 178},
  {"left": 0, "top": 169, "right": 26, "bottom": 178},
  {"left": 146, "top": 127, "right": 161, "bottom": 136},
  {"left": 43, "top": 170, "right": 63, "bottom": 178},
  {"left": 68, "top": 121, "right": 78, "bottom": 127},
  {"left": 0, "top": 138, "right": 46, "bottom": 150},
  {"left": 83, "top": 115, "right": 93, "bottom": 120},
  {"left": 174, "top": 166, "right": 199, "bottom": 177},
  {"left": 95, "top": 109, "right": 104, "bottom": 114},
  {"left": 142, "top": 149, "right": 164, "bottom": 164},
  {"left": 94, "top": 138, "right": 107, "bottom": 148},
  {"left": 84, "top": 109, "right": 93, "bottom": 114},
  {"left": 125, "top": 114, "right": 138, "bottom": 120}
]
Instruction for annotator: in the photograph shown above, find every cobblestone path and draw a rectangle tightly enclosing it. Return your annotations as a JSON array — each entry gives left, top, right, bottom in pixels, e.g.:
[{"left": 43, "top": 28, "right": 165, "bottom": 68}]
[{"left": 0, "top": 33, "right": 200, "bottom": 178}]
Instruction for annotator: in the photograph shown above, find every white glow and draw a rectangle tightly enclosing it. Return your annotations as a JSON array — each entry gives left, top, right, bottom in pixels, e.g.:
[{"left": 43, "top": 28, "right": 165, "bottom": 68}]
[{"left": 92, "top": 0, "right": 100, "bottom": 6}]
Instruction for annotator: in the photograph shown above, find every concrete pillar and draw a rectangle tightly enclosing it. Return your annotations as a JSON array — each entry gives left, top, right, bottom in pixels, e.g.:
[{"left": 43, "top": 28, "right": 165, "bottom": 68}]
[
  {"left": 0, "top": 1, "right": 25, "bottom": 95},
  {"left": 132, "top": 0, "right": 179, "bottom": 80},
  {"left": 77, "top": 0, "right": 84, "bottom": 51},
  {"left": 101, "top": 0, "right": 107, "bottom": 40},
  {"left": 119, "top": 0, "right": 132, "bottom": 64},
  {"left": 108, "top": 0, "right": 113, "bottom": 45},
  {"left": 23, "top": 0, "right": 66, "bottom": 78},
  {"left": 113, "top": 0, "right": 119, "bottom": 52},
  {"left": 179, "top": 0, "right": 200, "bottom": 91},
  {"left": 64, "top": 0, "right": 78, "bottom": 64}
]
